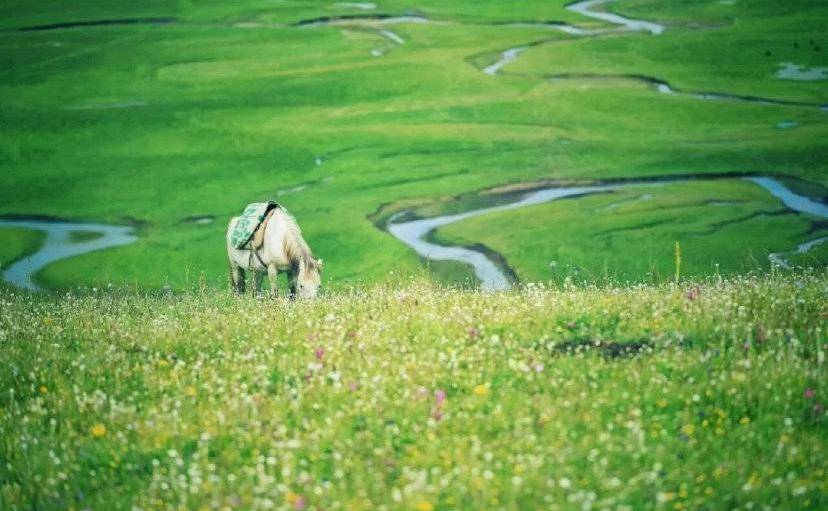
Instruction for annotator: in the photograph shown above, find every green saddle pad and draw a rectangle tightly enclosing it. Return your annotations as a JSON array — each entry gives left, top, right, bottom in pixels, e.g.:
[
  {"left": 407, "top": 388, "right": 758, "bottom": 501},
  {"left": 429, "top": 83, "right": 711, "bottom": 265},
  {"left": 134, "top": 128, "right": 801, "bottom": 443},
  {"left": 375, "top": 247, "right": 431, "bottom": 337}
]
[{"left": 230, "top": 201, "right": 279, "bottom": 249}]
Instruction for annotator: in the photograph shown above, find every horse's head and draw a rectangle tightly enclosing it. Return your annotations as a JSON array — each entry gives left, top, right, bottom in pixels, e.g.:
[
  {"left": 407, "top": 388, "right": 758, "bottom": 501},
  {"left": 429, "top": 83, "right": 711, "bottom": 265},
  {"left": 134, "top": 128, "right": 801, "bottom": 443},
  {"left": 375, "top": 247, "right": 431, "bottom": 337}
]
[{"left": 293, "top": 257, "right": 323, "bottom": 299}]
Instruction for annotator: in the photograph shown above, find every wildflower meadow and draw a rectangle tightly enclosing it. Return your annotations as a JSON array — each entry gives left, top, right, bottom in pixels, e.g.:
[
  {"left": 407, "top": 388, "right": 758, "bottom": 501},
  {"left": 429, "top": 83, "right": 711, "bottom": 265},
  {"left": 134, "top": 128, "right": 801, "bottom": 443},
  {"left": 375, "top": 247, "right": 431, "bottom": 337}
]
[{"left": 1, "top": 272, "right": 826, "bottom": 510}]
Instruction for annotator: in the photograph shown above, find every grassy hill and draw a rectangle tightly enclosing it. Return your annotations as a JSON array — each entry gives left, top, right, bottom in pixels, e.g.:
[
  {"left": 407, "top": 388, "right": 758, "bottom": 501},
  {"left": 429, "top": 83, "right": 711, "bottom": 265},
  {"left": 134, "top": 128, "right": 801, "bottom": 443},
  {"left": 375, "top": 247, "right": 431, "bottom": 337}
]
[
  {"left": 0, "top": 0, "right": 826, "bottom": 291},
  {"left": 1, "top": 272, "right": 826, "bottom": 509}
]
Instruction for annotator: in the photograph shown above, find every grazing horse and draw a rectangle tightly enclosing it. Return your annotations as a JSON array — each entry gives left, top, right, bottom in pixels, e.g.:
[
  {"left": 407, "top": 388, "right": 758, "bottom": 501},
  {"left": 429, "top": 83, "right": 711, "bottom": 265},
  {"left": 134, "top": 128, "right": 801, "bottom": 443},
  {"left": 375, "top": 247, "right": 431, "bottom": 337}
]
[{"left": 226, "top": 207, "right": 322, "bottom": 298}]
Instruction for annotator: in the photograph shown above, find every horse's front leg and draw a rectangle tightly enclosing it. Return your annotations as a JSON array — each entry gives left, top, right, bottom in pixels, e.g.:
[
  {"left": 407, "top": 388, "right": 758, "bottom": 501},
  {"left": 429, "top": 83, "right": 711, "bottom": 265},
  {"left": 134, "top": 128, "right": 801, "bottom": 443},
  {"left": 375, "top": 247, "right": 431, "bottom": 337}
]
[
  {"left": 288, "top": 270, "right": 297, "bottom": 301},
  {"left": 253, "top": 270, "right": 265, "bottom": 297},
  {"left": 267, "top": 264, "right": 279, "bottom": 298}
]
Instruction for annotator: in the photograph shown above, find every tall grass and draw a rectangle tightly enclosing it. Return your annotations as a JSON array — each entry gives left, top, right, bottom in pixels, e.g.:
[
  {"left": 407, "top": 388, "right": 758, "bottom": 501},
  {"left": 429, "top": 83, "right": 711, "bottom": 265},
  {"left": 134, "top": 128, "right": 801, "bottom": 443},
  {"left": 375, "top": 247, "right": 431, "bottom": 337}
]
[{"left": 674, "top": 241, "right": 681, "bottom": 283}]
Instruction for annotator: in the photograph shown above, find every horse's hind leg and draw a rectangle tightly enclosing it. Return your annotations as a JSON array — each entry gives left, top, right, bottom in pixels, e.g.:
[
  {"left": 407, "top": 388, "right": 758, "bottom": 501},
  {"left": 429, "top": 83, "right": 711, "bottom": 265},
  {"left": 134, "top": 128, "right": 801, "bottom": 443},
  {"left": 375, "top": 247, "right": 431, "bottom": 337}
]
[{"left": 229, "top": 262, "right": 246, "bottom": 294}]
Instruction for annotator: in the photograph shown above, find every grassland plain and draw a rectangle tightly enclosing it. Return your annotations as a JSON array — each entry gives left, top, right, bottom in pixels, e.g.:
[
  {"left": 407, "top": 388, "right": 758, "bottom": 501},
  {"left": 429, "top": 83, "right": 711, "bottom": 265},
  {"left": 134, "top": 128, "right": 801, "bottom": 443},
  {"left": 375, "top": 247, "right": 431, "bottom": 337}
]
[
  {"left": 431, "top": 179, "right": 825, "bottom": 284},
  {"left": 0, "top": 227, "right": 44, "bottom": 268},
  {"left": 0, "top": 0, "right": 826, "bottom": 290},
  {"left": 1, "top": 272, "right": 826, "bottom": 510}
]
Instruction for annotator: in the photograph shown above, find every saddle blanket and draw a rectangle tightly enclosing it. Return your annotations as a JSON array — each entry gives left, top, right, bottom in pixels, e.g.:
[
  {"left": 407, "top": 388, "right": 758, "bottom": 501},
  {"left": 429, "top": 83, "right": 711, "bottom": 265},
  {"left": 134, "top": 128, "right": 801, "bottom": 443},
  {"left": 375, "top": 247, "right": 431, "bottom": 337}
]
[{"left": 230, "top": 201, "right": 280, "bottom": 249}]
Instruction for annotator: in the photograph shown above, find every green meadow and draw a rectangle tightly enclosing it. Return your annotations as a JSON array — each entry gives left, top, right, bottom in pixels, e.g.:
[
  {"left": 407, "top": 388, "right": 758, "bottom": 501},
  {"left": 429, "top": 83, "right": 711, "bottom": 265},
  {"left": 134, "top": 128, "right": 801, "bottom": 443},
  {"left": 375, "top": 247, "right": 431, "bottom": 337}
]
[
  {"left": 1, "top": 274, "right": 826, "bottom": 510},
  {"left": 2, "top": 3, "right": 827, "bottom": 509},
  {"left": 0, "top": 227, "right": 43, "bottom": 268},
  {"left": 0, "top": 0, "right": 826, "bottom": 290},
  {"left": 432, "top": 179, "right": 822, "bottom": 284}
]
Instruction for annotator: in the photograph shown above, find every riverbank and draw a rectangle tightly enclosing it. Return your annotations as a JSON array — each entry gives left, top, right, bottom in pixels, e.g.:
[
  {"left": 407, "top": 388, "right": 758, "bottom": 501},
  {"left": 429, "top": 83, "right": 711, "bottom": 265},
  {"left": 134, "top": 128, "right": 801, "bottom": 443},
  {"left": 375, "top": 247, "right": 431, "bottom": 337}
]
[
  {"left": 386, "top": 175, "right": 827, "bottom": 289},
  {"left": 0, "top": 218, "right": 136, "bottom": 291}
]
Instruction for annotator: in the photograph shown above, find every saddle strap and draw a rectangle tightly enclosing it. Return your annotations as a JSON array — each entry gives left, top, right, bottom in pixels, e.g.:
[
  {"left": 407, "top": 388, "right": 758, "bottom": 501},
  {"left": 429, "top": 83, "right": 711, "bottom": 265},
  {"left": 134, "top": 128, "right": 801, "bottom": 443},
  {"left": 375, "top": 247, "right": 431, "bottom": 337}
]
[
  {"left": 248, "top": 248, "right": 268, "bottom": 270},
  {"left": 254, "top": 248, "right": 268, "bottom": 269}
]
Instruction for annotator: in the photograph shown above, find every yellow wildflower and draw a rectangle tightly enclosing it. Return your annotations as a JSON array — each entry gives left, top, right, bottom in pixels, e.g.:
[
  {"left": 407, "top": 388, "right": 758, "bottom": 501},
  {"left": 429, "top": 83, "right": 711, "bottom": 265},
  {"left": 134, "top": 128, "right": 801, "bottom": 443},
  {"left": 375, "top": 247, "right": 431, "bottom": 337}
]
[
  {"left": 473, "top": 384, "right": 489, "bottom": 397},
  {"left": 286, "top": 492, "right": 301, "bottom": 505},
  {"left": 185, "top": 385, "right": 197, "bottom": 397},
  {"left": 415, "top": 501, "right": 434, "bottom": 511},
  {"left": 681, "top": 424, "right": 695, "bottom": 436},
  {"left": 39, "top": 385, "right": 48, "bottom": 394},
  {"left": 739, "top": 416, "right": 750, "bottom": 425},
  {"left": 90, "top": 423, "right": 107, "bottom": 438}
]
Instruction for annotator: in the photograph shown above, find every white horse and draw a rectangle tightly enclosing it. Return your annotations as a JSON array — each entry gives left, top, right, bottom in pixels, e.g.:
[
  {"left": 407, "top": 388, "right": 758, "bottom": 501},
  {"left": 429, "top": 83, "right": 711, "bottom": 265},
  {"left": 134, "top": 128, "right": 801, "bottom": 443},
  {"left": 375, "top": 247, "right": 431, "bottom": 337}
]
[{"left": 226, "top": 207, "right": 322, "bottom": 298}]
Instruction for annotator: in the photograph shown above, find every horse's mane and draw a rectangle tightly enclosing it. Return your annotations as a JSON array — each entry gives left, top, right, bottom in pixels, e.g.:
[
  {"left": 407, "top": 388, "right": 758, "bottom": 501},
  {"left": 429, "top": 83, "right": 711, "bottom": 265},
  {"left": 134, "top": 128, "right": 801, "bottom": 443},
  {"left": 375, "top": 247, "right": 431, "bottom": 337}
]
[{"left": 278, "top": 209, "right": 317, "bottom": 269}]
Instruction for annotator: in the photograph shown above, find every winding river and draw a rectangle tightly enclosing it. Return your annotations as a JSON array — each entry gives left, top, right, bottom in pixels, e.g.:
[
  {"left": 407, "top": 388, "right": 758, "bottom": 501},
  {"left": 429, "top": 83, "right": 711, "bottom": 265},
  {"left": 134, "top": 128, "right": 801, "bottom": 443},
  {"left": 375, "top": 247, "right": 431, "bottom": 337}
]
[
  {"left": 483, "top": 47, "right": 528, "bottom": 75},
  {"left": 769, "top": 237, "right": 827, "bottom": 270},
  {"left": 386, "top": 176, "right": 828, "bottom": 290},
  {"left": 7, "top": 3, "right": 826, "bottom": 292},
  {"left": 0, "top": 219, "right": 137, "bottom": 291},
  {"left": 566, "top": 0, "right": 664, "bottom": 35},
  {"left": 483, "top": 0, "right": 651, "bottom": 77},
  {"left": 485, "top": 1, "right": 828, "bottom": 110}
]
